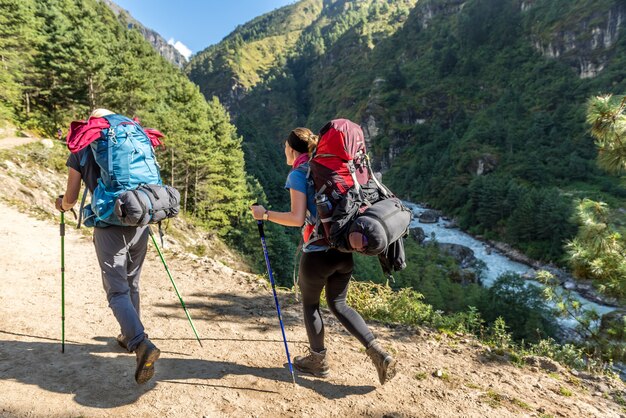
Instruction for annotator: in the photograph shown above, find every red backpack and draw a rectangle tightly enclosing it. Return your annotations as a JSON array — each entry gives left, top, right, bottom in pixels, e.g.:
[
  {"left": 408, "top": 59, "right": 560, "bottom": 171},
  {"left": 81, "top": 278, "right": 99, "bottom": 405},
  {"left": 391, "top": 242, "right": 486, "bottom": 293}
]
[{"left": 307, "top": 119, "right": 411, "bottom": 274}]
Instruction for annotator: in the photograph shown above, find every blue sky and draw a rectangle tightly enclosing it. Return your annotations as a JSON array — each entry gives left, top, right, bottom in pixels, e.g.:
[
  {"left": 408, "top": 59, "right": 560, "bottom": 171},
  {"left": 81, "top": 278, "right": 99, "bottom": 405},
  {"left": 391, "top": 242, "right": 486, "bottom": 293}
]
[{"left": 113, "top": 0, "right": 297, "bottom": 59}]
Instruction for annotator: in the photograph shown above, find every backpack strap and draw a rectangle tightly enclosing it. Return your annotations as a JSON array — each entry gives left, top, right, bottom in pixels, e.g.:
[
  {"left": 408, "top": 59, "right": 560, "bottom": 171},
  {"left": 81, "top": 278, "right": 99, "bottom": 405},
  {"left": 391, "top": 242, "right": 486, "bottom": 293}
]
[
  {"left": 365, "top": 154, "right": 392, "bottom": 198},
  {"left": 76, "top": 149, "right": 91, "bottom": 229},
  {"left": 158, "top": 220, "right": 165, "bottom": 247},
  {"left": 347, "top": 159, "right": 364, "bottom": 200},
  {"left": 292, "top": 238, "right": 303, "bottom": 302}
]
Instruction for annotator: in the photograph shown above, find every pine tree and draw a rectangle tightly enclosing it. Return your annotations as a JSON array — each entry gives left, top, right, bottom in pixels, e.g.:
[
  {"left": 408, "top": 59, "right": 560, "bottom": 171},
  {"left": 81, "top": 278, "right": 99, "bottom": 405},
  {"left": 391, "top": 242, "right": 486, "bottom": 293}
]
[
  {"left": 586, "top": 95, "right": 626, "bottom": 175},
  {"left": 563, "top": 95, "right": 626, "bottom": 297},
  {"left": 0, "top": 0, "right": 41, "bottom": 120}
]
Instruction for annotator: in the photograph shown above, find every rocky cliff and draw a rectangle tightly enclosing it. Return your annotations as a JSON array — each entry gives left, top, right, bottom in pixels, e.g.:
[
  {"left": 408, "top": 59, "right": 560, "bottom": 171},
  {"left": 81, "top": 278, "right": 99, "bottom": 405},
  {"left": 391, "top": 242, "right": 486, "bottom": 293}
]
[
  {"left": 102, "top": 0, "right": 188, "bottom": 68},
  {"left": 528, "top": 1, "right": 625, "bottom": 78}
]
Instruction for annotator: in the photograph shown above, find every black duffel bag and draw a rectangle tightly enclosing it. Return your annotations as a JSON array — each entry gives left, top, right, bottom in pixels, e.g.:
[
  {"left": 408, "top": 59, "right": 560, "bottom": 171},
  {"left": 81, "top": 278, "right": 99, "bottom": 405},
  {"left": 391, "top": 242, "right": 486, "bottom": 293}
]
[
  {"left": 114, "top": 184, "right": 180, "bottom": 226},
  {"left": 346, "top": 197, "right": 411, "bottom": 256}
]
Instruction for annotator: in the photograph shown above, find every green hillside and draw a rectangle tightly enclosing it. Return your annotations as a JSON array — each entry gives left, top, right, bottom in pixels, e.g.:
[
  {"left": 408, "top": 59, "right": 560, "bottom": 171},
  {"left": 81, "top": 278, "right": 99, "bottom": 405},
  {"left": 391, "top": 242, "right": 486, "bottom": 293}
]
[{"left": 187, "top": 0, "right": 626, "bottom": 263}]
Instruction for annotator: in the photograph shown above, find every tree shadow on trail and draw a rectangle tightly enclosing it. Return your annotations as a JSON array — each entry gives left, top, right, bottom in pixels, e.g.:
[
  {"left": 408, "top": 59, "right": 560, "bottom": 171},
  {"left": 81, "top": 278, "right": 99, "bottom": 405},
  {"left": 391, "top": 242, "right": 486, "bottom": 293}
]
[
  {"left": 0, "top": 335, "right": 375, "bottom": 409},
  {"left": 153, "top": 291, "right": 302, "bottom": 327}
]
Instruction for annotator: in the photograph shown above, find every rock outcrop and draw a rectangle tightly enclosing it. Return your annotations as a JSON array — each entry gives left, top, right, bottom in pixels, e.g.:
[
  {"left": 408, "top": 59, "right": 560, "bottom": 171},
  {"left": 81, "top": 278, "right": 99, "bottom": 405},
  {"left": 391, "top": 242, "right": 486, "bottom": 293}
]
[{"left": 529, "top": 3, "right": 624, "bottom": 78}]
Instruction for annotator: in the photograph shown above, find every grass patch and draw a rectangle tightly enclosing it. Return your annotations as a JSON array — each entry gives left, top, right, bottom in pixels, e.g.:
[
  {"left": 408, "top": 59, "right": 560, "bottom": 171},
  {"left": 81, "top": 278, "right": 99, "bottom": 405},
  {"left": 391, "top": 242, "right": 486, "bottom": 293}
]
[
  {"left": 511, "top": 398, "right": 532, "bottom": 410},
  {"left": 557, "top": 386, "right": 573, "bottom": 397},
  {"left": 191, "top": 244, "right": 207, "bottom": 257},
  {"left": 483, "top": 390, "right": 504, "bottom": 408},
  {"left": 566, "top": 375, "right": 583, "bottom": 389},
  {"left": 414, "top": 372, "right": 427, "bottom": 381}
]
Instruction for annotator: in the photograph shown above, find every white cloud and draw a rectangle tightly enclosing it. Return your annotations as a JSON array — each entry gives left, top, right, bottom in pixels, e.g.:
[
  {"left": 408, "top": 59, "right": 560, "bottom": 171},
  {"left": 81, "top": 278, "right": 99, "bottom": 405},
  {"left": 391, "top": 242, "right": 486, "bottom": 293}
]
[{"left": 168, "top": 38, "right": 192, "bottom": 60}]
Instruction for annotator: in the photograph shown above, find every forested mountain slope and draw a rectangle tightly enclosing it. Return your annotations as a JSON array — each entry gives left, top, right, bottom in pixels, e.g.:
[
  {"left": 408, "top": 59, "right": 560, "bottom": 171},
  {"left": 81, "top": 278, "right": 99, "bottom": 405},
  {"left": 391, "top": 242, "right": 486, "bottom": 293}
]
[{"left": 187, "top": 0, "right": 626, "bottom": 262}]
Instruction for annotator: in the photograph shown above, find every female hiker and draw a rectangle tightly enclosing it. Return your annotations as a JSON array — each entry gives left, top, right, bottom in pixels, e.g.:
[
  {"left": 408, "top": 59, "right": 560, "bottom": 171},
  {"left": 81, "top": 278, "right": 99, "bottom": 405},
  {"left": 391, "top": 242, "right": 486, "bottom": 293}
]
[{"left": 250, "top": 127, "right": 396, "bottom": 385}]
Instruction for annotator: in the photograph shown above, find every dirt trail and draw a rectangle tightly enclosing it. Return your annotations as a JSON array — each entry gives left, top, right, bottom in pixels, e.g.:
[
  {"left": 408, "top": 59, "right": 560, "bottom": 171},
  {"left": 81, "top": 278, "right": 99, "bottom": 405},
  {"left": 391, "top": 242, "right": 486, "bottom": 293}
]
[
  {"left": 0, "top": 146, "right": 625, "bottom": 417},
  {"left": 0, "top": 136, "right": 39, "bottom": 150}
]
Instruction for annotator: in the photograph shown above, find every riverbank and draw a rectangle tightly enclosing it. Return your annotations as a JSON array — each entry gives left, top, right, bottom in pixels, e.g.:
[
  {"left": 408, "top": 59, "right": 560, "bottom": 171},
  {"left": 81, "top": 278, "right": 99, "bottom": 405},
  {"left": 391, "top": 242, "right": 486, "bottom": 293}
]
[
  {"left": 485, "top": 240, "right": 621, "bottom": 308},
  {"left": 405, "top": 201, "right": 621, "bottom": 315}
]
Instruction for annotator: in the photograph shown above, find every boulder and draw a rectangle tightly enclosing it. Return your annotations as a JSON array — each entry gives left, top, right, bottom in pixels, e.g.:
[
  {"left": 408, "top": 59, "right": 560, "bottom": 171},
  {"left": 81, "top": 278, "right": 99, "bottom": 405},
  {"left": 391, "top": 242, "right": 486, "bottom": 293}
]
[
  {"left": 410, "top": 227, "right": 426, "bottom": 244},
  {"left": 443, "top": 219, "right": 458, "bottom": 229},
  {"left": 599, "top": 309, "right": 626, "bottom": 342},
  {"left": 418, "top": 209, "right": 440, "bottom": 223},
  {"left": 437, "top": 243, "right": 476, "bottom": 267},
  {"left": 41, "top": 138, "right": 54, "bottom": 149}
]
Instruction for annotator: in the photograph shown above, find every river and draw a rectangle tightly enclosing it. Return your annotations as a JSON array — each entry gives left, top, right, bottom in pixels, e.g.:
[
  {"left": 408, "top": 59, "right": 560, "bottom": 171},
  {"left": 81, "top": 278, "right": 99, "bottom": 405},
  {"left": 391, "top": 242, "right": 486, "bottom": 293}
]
[{"left": 404, "top": 202, "right": 615, "bottom": 318}]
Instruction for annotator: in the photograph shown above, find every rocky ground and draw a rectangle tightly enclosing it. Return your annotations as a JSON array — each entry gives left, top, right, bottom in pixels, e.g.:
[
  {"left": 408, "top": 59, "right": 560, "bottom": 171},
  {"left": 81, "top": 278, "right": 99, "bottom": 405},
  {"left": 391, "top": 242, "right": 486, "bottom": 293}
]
[{"left": 1, "top": 136, "right": 626, "bottom": 417}]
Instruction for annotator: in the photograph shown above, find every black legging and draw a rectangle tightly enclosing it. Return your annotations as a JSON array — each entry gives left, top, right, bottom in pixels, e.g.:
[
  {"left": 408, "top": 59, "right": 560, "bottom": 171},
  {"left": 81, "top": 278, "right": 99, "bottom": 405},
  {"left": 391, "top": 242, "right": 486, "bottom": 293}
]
[{"left": 298, "top": 249, "right": 375, "bottom": 352}]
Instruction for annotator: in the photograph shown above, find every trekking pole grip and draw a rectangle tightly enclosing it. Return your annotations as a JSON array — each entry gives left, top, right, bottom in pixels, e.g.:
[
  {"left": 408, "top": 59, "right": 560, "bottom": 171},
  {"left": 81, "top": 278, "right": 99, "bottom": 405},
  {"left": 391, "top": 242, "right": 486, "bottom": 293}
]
[{"left": 251, "top": 203, "right": 265, "bottom": 237}]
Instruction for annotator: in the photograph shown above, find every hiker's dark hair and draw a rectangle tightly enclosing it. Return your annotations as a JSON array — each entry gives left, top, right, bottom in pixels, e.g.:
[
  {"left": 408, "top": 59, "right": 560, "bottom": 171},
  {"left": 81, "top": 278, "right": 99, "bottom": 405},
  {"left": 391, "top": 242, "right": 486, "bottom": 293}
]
[{"left": 288, "top": 127, "right": 318, "bottom": 155}]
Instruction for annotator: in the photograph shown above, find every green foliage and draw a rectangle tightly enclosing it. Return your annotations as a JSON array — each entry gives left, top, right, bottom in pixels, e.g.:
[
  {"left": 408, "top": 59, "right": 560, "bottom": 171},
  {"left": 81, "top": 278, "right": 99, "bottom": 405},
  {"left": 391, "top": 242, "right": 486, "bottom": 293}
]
[
  {"left": 387, "top": 240, "right": 481, "bottom": 312},
  {"left": 565, "top": 199, "right": 626, "bottom": 297},
  {"left": 586, "top": 95, "right": 626, "bottom": 175},
  {"left": 487, "top": 317, "right": 513, "bottom": 351},
  {"left": 346, "top": 281, "right": 435, "bottom": 325},
  {"left": 528, "top": 338, "right": 596, "bottom": 371},
  {"left": 537, "top": 270, "right": 626, "bottom": 364},
  {"left": 478, "top": 273, "right": 558, "bottom": 342},
  {"left": 0, "top": 0, "right": 251, "bottom": 239}
]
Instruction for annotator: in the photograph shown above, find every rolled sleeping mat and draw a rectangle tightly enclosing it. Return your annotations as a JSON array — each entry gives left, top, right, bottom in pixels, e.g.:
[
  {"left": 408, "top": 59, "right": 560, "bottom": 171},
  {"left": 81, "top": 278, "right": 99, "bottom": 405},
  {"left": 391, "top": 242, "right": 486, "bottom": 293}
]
[
  {"left": 348, "top": 198, "right": 411, "bottom": 255},
  {"left": 115, "top": 184, "right": 180, "bottom": 226}
]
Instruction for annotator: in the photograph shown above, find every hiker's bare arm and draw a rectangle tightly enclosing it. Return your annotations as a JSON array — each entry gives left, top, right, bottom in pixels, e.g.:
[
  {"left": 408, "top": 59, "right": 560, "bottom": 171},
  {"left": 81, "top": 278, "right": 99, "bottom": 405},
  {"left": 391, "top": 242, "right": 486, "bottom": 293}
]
[
  {"left": 250, "top": 189, "right": 307, "bottom": 227},
  {"left": 55, "top": 167, "right": 81, "bottom": 211}
]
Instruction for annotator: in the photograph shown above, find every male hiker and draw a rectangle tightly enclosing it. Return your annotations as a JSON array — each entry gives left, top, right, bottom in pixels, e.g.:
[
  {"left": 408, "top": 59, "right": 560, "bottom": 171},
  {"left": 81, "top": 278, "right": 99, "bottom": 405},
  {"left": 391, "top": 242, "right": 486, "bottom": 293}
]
[{"left": 55, "top": 108, "right": 161, "bottom": 384}]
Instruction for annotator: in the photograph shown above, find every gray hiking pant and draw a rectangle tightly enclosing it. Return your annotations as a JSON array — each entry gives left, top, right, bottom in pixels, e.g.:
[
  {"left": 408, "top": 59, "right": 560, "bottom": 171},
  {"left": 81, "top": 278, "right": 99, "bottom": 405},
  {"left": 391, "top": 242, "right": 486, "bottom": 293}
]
[{"left": 93, "top": 225, "right": 149, "bottom": 352}]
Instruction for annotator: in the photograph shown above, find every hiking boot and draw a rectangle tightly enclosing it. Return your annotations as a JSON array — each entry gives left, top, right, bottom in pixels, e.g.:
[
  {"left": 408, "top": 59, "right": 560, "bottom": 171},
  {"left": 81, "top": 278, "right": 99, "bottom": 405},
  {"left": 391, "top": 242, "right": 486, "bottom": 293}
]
[
  {"left": 366, "top": 340, "right": 396, "bottom": 385},
  {"left": 294, "top": 348, "right": 329, "bottom": 378},
  {"left": 134, "top": 338, "right": 160, "bottom": 384},
  {"left": 116, "top": 333, "right": 148, "bottom": 352}
]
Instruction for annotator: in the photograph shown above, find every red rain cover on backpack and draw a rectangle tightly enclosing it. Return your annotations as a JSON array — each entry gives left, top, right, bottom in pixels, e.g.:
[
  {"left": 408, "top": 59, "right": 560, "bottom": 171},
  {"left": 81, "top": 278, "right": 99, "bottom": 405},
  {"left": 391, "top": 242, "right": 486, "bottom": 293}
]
[
  {"left": 307, "top": 118, "right": 410, "bottom": 274},
  {"left": 310, "top": 119, "right": 369, "bottom": 202}
]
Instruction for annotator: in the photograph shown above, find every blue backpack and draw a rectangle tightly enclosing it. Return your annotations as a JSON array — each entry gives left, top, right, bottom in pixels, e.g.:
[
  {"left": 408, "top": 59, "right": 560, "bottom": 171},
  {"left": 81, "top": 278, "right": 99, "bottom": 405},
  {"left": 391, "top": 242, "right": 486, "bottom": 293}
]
[{"left": 83, "top": 114, "right": 162, "bottom": 227}]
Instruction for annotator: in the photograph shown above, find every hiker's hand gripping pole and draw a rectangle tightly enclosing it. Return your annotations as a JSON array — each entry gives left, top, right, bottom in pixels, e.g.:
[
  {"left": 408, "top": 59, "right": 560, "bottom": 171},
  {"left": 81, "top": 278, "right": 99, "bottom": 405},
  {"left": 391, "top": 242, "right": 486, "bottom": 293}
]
[
  {"left": 148, "top": 227, "right": 203, "bottom": 347},
  {"left": 253, "top": 206, "right": 295, "bottom": 383}
]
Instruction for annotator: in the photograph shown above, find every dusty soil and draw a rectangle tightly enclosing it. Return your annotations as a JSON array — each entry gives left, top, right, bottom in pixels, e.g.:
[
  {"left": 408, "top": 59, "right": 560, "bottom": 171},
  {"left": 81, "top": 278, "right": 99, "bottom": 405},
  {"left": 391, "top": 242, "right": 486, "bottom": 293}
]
[
  {"left": 1, "top": 142, "right": 626, "bottom": 417},
  {"left": 0, "top": 136, "right": 39, "bottom": 150}
]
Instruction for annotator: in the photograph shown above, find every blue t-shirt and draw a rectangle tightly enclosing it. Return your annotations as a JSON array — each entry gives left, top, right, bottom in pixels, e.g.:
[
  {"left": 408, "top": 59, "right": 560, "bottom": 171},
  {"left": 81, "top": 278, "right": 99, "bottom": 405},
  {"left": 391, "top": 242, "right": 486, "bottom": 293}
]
[
  {"left": 285, "top": 163, "right": 328, "bottom": 252},
  {"left": 284, "top": 164, "right": 317, "bottom": 218}
]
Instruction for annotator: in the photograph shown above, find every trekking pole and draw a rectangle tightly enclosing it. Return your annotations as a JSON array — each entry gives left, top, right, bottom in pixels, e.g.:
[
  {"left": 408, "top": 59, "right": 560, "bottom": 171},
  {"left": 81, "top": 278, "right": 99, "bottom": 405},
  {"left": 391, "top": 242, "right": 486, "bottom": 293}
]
[
  {"left": 148, "top": 228, "right": 203, "bottom": 347},
  {"left": 254, "top": 213, "right": 296, "bottom": 384},
  {"left": 60, "top": 210, "right": 65, "bottom": 353}
]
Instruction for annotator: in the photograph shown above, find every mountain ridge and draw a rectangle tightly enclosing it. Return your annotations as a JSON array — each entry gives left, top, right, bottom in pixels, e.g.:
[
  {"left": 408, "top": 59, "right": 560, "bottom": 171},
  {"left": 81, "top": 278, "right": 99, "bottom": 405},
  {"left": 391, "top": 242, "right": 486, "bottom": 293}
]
[{"left": 102, "top": 0, "right": 188, "bottom": 67}]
